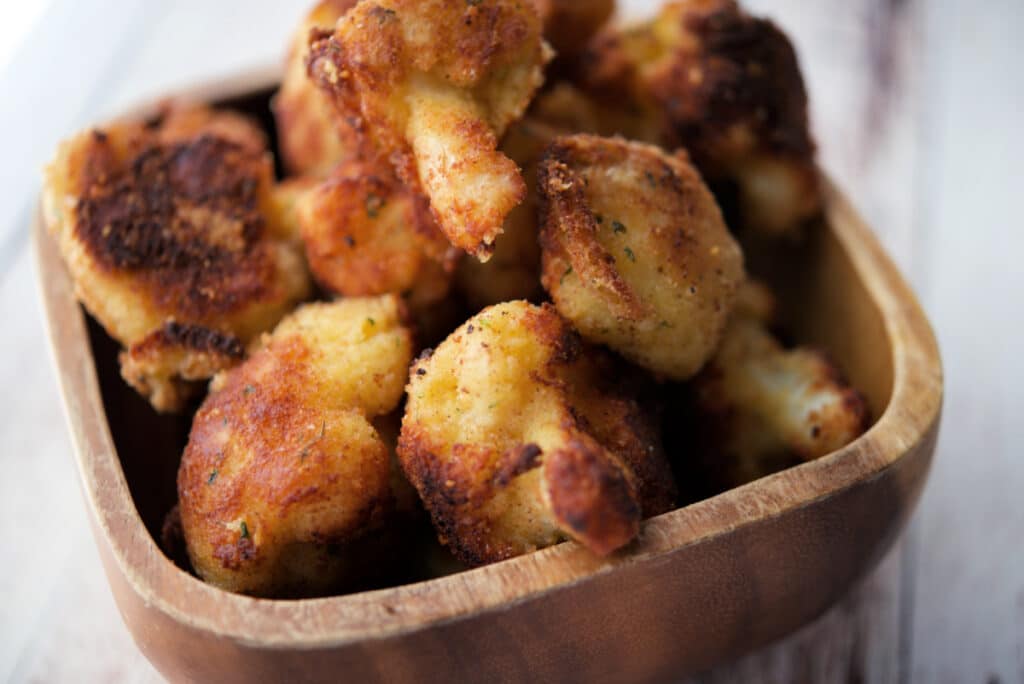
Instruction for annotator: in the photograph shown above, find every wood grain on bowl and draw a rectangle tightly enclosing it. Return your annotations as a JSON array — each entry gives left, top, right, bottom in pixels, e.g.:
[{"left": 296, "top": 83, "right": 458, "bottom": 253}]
[{"left": 34, "top": 71, "right": 941, "bottom": 684}]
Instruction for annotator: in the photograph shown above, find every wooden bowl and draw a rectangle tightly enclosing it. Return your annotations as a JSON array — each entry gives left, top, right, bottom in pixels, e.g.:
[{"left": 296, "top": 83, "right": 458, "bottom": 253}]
[{"left": 34, "top": 70, "right": 942, "bottom": 683}]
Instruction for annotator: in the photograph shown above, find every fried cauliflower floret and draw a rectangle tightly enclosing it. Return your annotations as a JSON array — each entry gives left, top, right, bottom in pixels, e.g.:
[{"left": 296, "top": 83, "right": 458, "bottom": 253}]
[
  {"left": 273, "top": 0, "right": 361, "bottom": 175},
  {"left": 538, "top": 134, "right": 744, "bottom": 380},
  {"left": 454, "top": 117, "right": 560, "bottom": 309},
  {"left": 308, "top": 0, "right": 552, "bottom": 260},
  {"left": 297, "top": 157, "right": 455, "bottom": 306},
  {"left": 692, "top": 281, "right": 869, "bottom": 487},
  {"left": 582, "top": 0, "right": 820, "bottom": 234},
  {"left": 43, "top": 106, "right": 312, "bottom": 412},
  {"left": 178, "top": 296, "right": 414, "bottom": 596},
  {"left": 532, "top": 0, "right": 615, "bottom": 62},
  {"left": 398, "top": 301, "right": 676, "bottom": 566}
]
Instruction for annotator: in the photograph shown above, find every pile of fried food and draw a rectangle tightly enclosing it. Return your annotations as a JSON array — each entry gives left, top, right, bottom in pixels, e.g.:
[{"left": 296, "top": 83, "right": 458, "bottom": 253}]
[{"left": 43, "top": 0, "right": 869, "bottom": 597}]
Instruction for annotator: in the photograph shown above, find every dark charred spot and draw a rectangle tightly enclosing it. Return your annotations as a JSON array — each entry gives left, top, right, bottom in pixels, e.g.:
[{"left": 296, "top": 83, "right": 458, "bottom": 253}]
[
  {"left": 75, "top": 134, "right": 275, "bottom": 317},
  {"left": 492, "top": 442, "right": 543, "bottom": 488},
  {"left": 142, "top": 321, "right": 245, "bottom": 358}
]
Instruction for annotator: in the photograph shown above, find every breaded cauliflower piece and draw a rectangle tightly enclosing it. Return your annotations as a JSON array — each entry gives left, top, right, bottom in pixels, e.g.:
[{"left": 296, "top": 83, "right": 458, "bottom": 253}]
[
  {"left": 581, "top": 0, "right": 821, "bottom": 235},
  {"left": 398, "top": 301, "right": 676, "bottom": 566},
  {"left": 297, "top": 157, "right": 455, "bottom": 307},
  {"left": 43, "top": 105, "right": 312, "bottom": 412},
  {"left": 307, "top": 0, "right": 552, "bottom": 260},
  {"left": 692, "top": 280, "right": 869, "bottom": 487},
  {"left": 273, "top": 0, "right": 360, "bottom": 175},
  {"left": 454, "top": 117, "right": 560, "bottom": 309},
  {"left": 538, "top": 134, "right": 744, "bottom": 380},
  {"left": 178, "top": 296, "right": 414, "bottom": 596}
]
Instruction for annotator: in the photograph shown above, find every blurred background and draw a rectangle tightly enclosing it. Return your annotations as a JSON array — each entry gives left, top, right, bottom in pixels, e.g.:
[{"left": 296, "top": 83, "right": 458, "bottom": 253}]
[{"left": 1, "top": 0, "right": 1020, "bottom": 681}]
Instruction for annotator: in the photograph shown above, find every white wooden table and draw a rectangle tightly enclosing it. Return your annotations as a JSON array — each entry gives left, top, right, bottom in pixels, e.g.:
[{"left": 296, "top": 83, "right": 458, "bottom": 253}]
[{"left": 1, "top": 1, "right": 1020, "bottom": 681}]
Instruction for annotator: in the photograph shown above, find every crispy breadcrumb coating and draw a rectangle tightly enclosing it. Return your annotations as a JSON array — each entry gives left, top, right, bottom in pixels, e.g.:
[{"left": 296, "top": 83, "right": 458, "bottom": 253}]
[
  {"left": 307, "top": 0, "right": 553, "bottom": 260},
  {"left": 274, "top": 0, "right": 361, "bottom": 175},
  {"left": 398, "top": 301, "right": 676, "bottom": 566},
  {"left": 581, "top": 0, "right": 820, "bottom": 234},
  {"left": 297, "top": 157, "right": 455, "bottom": 306},
  {"left": 538, "top": 134, "right": 744, "bottom": 380},
  {"left": 178, "top": 296, "right": 414, "bottom": 596},
  {"left": 691, "top": 280, "right": 869, "bottom": 487},
  {"left": 43, "top": 104, "right": 311, "bottom": 412}
]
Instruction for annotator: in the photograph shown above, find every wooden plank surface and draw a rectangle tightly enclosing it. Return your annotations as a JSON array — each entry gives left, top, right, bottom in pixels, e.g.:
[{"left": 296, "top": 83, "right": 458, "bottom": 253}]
[{"left": 0, "top": 0, "right": 1020, "bottom": 682}]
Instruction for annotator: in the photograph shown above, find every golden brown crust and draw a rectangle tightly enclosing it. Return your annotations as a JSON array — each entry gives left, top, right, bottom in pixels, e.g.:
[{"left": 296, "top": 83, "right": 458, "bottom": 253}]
[
  {"left": 538, "top": 134, "right": 745, "bottom": 380},
  {"left": 543, "top": 438, "right": 639, "bottom": 555},
  {"left": 178, "top": 297, "right": 414, "bottom": 596},
  {"left": 273, "top": 0, "right": 361, "bottom": 176},
  {"left": 297, "top": 157, "right": 455, "bottom": 306},
  {"left": 397, "top": 301, "right": 675, "bottom": 566},
  {"left": 43, "top": 104, "right": 312, "bottom": 412},
  {"left": 580, "top": 0, "right": 821, "bottom": 234},
  {"left": 307, "top": 0, "right": 551, "bottom": 259}
]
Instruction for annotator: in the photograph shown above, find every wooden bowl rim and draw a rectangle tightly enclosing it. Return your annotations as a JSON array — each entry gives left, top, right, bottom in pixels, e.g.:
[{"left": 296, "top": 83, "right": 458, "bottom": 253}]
[{"left": 33, "top": 68, "right": 943, "bottom": 649}]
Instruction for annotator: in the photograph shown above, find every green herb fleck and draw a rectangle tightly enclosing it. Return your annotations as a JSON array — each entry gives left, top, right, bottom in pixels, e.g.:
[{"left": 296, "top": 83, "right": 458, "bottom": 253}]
[
  {"left": 623, "top": 246, "right": 636, "bottom": 262},
  {"left": 240, "top": 521, "right": 250, "bottom": 539},
  {"left": 560, "top": 265, "right": 573, "bottom": 284},
  {"left": 594, "top": 213, "right": 604, "bottom": 224},
  {"left": 207, "top": 469, "right": 218, "bottom": 485},
  {"left": 488, "top": 402, "right": 498, "bottom": 409},
  {"left": 243, "top": 384, "right": 255, "bottom": 395},
  {"left": 367, "top": 317, "right": 376, "bottom": 326},
  {"left": 365, "top": 193, "right": 384, "bottom": 218},
  {"left": 644, "top": 171, "right": 656, "bottom": 187},
  {"left": 612, "top": 220, "right": 627, "bottom": 234},
  {"left": 659, "top": 320, "right": 672, "bottom": 329}
]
